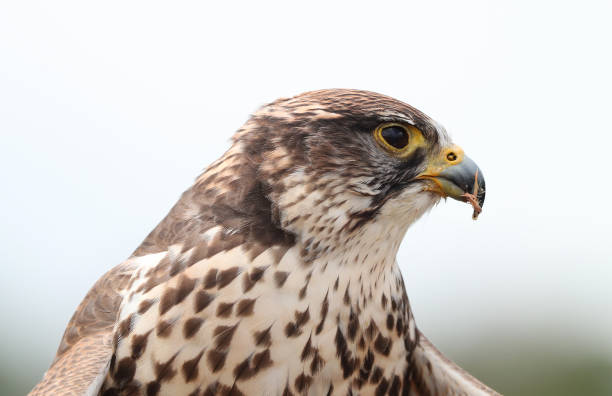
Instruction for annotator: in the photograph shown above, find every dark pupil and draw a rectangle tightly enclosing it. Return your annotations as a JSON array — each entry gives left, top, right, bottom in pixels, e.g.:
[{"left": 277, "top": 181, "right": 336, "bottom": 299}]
[{"left": 381, "top": 126, "right": 409, "bottom": 149}]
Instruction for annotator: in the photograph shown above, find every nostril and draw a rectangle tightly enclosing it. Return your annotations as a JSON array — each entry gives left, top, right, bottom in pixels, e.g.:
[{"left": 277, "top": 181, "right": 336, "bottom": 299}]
[{"left": 446, "top": 152, "right": 457, "bottom": 162}]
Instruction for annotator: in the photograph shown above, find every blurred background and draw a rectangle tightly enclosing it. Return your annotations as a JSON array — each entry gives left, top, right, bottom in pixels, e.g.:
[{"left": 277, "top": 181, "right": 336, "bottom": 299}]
[{"left": 1, "top": 1, "right": 611, "bottom": 395}]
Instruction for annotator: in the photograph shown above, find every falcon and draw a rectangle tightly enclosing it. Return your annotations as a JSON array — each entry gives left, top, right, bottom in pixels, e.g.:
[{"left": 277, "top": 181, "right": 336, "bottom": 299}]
[{"left": 30, "top": 89, "right": 498, "bottom": 396}]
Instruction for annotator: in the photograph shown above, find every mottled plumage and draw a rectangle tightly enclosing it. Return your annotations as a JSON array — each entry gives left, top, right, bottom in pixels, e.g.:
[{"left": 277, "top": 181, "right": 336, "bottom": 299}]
[{"left": 30, "top": 89, "right": 497, "bottom": 396}]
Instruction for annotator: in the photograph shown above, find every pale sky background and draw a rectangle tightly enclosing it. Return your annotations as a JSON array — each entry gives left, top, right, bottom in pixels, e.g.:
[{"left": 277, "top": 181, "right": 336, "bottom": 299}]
[{"left": 1, "top": 1, "right": 611, "bottom": 393}]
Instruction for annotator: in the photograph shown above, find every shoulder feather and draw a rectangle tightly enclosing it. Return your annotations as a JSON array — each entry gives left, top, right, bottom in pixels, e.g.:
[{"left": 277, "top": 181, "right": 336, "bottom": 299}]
[{"left": 29, "top": 262, "right": 134, "bottom": 396}]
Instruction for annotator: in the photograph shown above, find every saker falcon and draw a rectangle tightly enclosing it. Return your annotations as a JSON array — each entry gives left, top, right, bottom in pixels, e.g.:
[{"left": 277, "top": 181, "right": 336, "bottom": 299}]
[{"left": 30, "top": 89, "right": 499, "bottom": 396}]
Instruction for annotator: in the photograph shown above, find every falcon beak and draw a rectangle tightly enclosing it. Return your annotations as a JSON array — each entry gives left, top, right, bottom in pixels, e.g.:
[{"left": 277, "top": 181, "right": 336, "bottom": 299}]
[{"left": 417, "top": 145, "right": 486, "bottom": 214}]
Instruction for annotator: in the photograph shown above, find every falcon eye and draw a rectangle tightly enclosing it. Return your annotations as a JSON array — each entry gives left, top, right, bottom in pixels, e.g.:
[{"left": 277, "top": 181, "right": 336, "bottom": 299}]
[
  {"left": 381, "top": 126, "right": 409, "bottom": 149},
  {"left": 373, "top": 123, "right": 411, "bottom": 153}
]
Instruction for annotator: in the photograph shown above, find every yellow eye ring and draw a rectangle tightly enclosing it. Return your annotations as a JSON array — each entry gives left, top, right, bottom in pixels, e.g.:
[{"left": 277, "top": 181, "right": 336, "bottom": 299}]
[{"left": 373, "top": 123, "right": 412, "bottom": 154}]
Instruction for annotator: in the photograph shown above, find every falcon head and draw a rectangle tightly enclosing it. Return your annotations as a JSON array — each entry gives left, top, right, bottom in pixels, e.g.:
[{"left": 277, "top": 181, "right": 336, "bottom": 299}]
[{"left": 224, "top": 89, "right": 485, "bottom": 261}]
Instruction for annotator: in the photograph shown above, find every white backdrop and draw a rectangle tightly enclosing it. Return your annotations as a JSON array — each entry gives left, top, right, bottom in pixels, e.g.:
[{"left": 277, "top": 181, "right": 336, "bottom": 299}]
[{"left": 1, "top": 1, "right": 610, "bottom": 390}]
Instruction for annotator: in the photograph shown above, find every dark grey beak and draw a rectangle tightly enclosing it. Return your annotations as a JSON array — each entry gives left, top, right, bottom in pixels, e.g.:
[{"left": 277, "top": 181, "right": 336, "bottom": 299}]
[{"left": 437, "top": 155, "right": 485, "bottom": 209}]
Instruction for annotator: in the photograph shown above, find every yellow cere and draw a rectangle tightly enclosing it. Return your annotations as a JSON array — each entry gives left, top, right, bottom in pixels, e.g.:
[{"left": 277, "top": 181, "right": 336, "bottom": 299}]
[{"left": 422, "top": 145, "right": 465, "bottom": 177}]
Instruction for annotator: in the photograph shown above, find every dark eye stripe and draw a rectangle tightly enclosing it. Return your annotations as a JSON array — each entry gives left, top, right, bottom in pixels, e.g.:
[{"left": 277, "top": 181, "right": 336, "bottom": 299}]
[{"left": 381, "top": 126, "right": 409, "bottom": 149}]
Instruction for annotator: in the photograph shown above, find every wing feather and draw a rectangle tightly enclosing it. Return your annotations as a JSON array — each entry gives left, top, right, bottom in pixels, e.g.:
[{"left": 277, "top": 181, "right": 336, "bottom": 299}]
[
  {"left": 411, "top": 331, "right": 501, "bottom": 395},
  {"left": 29, "top": 263, "right": 133, "bottom": 396}
]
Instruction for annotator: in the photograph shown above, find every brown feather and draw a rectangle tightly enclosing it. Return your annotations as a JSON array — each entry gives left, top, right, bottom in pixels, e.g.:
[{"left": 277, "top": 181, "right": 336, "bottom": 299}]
[{"left": 29, "top": 263, "right": 133, "bottom": 395}]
